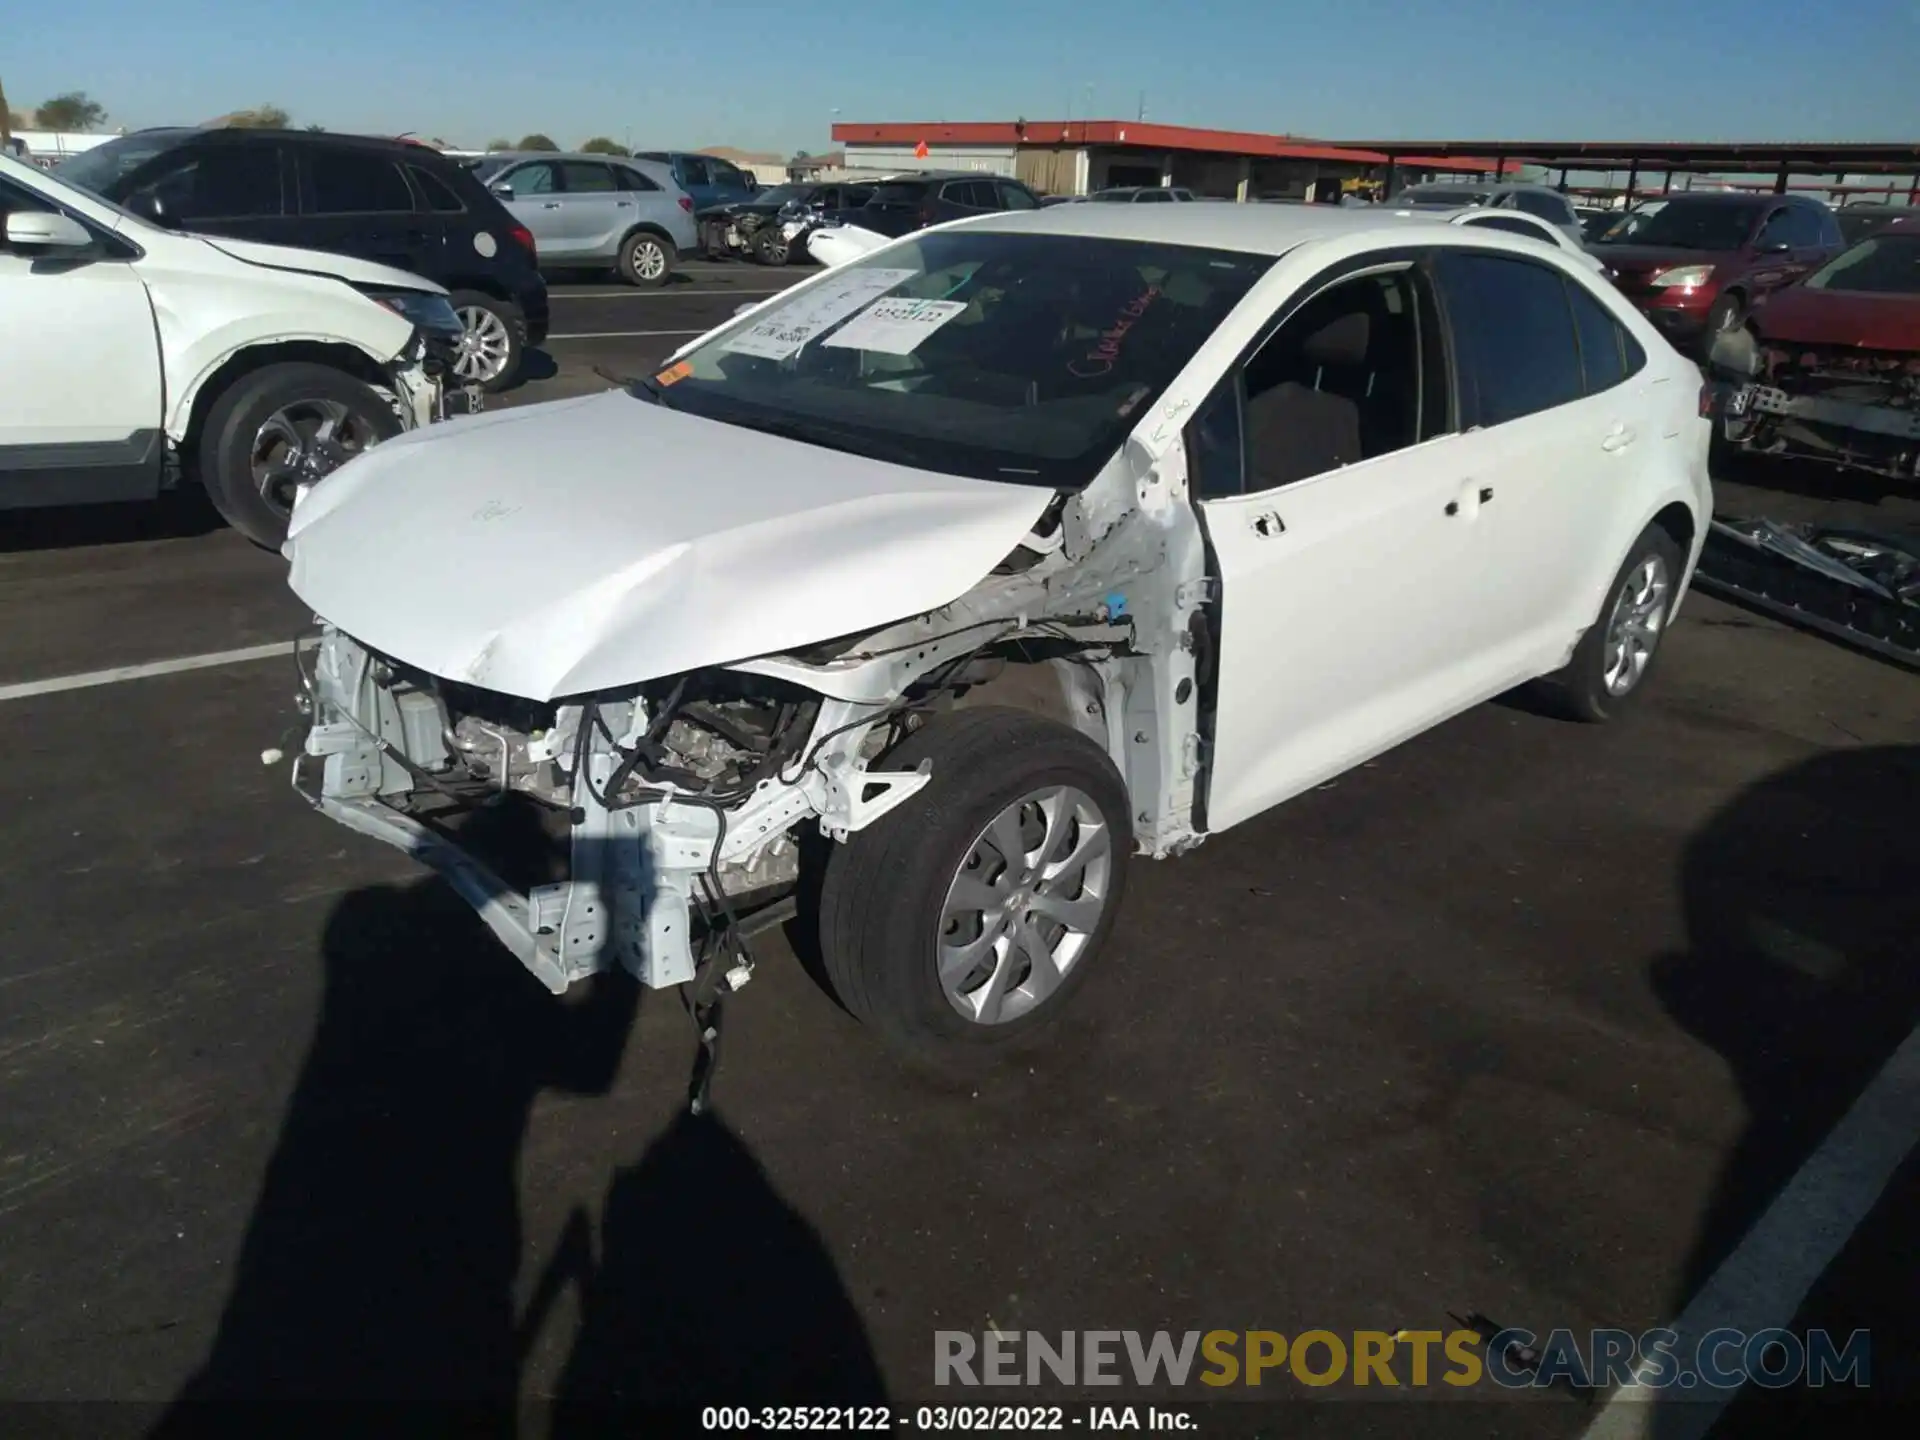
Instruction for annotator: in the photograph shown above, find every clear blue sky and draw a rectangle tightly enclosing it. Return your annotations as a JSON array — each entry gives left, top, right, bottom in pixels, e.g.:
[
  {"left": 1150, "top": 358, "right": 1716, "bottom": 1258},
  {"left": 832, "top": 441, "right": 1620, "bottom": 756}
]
[{"left": 6, "top": 0, "right": 1913, "bottom": 155}]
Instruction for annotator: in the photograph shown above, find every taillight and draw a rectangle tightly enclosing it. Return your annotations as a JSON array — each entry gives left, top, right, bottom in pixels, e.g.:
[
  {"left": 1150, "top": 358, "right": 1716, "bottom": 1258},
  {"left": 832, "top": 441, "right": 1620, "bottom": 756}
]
[
  {"left": 508, "top": 224, "right": 536, "bottom": 260},
  {"left": 1698, "top": 383, "right": 1717, "bottom": 418},
  {"left": 678, "top": 195, "right": 694, "bottom": 213}
]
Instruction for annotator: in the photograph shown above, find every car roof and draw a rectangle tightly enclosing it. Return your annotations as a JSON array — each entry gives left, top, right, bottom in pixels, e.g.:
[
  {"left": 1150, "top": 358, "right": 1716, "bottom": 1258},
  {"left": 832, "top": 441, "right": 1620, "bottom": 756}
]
[
  {"left": 481, "top": 150, "right": 652, "bottom": 165},
  {"left": 965, "top": 200, "right": 1504, "bottom": 256}
]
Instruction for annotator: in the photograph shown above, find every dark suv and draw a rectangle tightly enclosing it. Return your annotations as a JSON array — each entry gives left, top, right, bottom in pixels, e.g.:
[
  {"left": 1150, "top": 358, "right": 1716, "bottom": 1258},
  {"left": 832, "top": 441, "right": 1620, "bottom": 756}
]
[
  {"left": 857, "top": 171, "right": 1044, "bottom": 238},
  {"left": 57, "top": 128, "right": 549, "bottom": 391},
  {"left": 1591, "top": 192, "right": 1844, "bottom": 354}
]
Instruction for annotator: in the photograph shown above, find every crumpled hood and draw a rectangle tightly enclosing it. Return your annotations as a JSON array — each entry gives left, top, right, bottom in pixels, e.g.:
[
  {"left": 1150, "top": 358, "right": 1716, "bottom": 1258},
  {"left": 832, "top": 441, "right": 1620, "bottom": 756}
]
[
  {"left": 1751, "top": 287, "right": 1920, "bottom": 351},
  {"left": 202, "top": 235, "right": 447, "bottom": 294},
  {"left": 284, "top": 390, "right": 1055, "bottom": 700}
]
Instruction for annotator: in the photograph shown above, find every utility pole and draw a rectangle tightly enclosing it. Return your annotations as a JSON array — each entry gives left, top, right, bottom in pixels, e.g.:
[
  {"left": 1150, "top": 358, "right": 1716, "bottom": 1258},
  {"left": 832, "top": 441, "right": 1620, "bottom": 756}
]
[
  {"left": 0, "top": 74, "right": 13, "bottom": 148},
  {"left": 1137, "top": 91, "right": 1146, "bottom": 122}
]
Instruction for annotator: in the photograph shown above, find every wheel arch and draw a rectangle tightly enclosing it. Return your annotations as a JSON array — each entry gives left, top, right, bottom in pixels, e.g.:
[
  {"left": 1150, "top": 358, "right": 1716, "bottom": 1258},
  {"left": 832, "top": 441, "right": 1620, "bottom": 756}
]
[{"left": 170, "top": 339, "right": 391, "bottom": 452}]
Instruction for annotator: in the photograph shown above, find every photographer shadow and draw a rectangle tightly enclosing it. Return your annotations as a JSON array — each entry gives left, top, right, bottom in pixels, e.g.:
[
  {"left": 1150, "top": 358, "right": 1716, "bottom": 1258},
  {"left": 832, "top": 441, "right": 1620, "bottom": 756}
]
[
  {"left": 549, "top": 1106, "right": 888, "bottom": 1432},
  {"left": 151, "top": 874, "right": 640, "bottom": 1436},
  {"left": 1647, "top": 743, "right": 1919, "bottom": 1436}
]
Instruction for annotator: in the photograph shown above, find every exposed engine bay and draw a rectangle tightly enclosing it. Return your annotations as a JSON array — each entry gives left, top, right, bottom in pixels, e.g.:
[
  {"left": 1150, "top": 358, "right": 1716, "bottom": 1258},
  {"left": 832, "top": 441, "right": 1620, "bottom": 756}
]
[
  {"left": 1710, "top": 328, "right": 1920, "bottom": 482},
  {"left": 290, "top": 439, "right": 1212, "bottom": 1003}
]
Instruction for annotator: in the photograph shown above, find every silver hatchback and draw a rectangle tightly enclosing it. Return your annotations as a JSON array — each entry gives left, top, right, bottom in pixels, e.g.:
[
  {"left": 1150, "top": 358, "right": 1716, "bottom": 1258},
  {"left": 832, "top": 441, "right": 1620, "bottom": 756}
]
[{"left": 466, "top": 152, "right": 699, "bottom": 286}]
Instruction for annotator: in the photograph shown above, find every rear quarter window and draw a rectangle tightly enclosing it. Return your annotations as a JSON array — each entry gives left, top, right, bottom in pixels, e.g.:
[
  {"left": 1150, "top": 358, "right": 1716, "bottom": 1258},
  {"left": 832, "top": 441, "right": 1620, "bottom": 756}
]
[
  {"left": 409, "top": 164, "right": 467, "bottom": 214},
  {"left": 307, "top": 148, "right": 416, "bottom": 215}
]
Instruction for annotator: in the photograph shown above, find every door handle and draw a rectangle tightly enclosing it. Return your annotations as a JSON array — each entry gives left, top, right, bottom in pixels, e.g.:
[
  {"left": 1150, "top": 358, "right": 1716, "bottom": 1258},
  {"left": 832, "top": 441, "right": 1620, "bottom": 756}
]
[
  {"left": 1250, "top": 510, "right": 1285, "bottom": 538},
  {"left": 1445, "top": 483, "right": 1492, "bottom": 518},
  {"left": 541, "top": 201, "right": 562, "bottom": 209},
  {"left": 615, "top": 200, "right": 633, "bottom": 208},
  {"left": 1478, "top": 486, "right": 1494, "bottom": 503},
  {"left": 1601, "top": 423, "right": 1637, "bottom": 453}
]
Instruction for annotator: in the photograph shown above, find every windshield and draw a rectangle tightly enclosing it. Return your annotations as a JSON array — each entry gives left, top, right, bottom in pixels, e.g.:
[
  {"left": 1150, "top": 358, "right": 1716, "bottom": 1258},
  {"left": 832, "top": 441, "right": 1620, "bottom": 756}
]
[
  {"left": 54, "top": 131, "right": 193, "bottom": 199},
  {"left": 1803, "top": 234, "right": 1920, "bottom": 295},
  {"left": 1599, "top": 199, "right": 1760, "bottom": 250},
  {"left": 1395, "top": 186, "right": 1487, "bottom": 208},
  {"left": 751, "top": 184, "right": 811, "bottom": 207},
  {"left": 1836, "top": 210, "right": 1903, "bottom": 246},
  {"left": 640, "top": 229, "right": 1272, "bottom": 489}
]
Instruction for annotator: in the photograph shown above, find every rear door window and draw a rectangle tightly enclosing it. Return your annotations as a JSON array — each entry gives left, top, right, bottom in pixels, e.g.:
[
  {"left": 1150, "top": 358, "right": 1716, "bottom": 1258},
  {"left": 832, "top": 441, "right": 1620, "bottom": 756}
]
[
  {"left": 307, "top": 149, "right": 416, "bottom": 214},
  {"left": 559, "top": 161, "right": 618, "bottom": 193},
  {"left": 998, "top": 180, "right": 1039, "bottom": 210},
  {"left": 409, "top": 164, "right": 467, "bottom": 214},
  {"left": 613, "top": 165, "right": 660, "bottom": 192},
  {"left": 1434, "top": 250, "right": 1585, "bottom": 427}
]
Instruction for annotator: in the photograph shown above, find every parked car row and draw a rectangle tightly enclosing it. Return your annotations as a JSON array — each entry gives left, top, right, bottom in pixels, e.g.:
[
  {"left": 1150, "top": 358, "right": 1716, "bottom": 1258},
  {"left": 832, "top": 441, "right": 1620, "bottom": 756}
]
[
  {"left": 2, "top": 149, "right": 465, "bottom": 547},
  {"left": 56, "top": 127, "right": 550, "bottom": 392}
]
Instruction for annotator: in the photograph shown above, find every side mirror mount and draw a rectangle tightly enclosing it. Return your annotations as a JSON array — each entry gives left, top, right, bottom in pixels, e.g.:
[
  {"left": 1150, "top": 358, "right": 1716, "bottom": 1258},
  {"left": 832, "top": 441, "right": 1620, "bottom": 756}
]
[
  {"left": 125, "top": 189, "right": 175, "bottom": 228},
  {"left": 489, "top": 180, "right": 514, "bottom": 200},
  {"left": 1758, "top": 238, "right": 1791, "bottom": 255},
  {"left": 6, "top": 211, "right": 93, "bottom": 250}
]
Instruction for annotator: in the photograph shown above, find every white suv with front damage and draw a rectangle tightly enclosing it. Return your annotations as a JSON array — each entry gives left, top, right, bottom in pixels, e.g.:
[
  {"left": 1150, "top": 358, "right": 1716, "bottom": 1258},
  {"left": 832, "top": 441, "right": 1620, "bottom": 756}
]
[{"left": 286, "top": 204, "right": 1711, "bottom": 1057}]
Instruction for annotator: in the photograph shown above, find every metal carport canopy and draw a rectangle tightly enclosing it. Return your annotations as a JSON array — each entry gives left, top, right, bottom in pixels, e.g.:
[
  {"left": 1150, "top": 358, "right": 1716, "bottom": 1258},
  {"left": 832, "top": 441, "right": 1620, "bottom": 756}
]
[{"left": 1330, "top": 139, "right": 1920, "bottom": 176}]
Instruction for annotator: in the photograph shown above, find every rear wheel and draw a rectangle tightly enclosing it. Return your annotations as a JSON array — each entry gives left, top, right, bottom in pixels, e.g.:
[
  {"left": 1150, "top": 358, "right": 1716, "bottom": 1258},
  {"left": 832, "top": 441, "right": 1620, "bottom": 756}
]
[
  {"left": 197, "top": 363, "right": 399, "bottom": 548},
  {"left": 1537, "top": 524, "right": 1684, "bottom": 722},
  {"left": 448, "top": 290, "right": 524, "bottom": 393},
  {"left": 618, "top": 230, "right": 675, "bottom": 287},
  {"left": 817, "top": 707, "right": 1132, "bottom": 1059}
]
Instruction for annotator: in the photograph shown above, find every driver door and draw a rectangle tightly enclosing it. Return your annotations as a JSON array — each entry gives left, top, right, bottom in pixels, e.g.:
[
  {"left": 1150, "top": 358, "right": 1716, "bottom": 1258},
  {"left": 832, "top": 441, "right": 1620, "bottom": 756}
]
[
  {"left": 1194, "top": 255, "right": 1499, "bottom": 832},
  {"left": 0, "top": 175, "right": 165, "bottom": 505}
]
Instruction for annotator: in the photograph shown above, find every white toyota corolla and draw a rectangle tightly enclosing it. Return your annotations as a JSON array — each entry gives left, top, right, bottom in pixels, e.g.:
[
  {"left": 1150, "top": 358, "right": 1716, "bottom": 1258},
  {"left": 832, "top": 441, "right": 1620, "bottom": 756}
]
[{"left": 284, "top": 203, "right": 1711, "bottom": 1059}]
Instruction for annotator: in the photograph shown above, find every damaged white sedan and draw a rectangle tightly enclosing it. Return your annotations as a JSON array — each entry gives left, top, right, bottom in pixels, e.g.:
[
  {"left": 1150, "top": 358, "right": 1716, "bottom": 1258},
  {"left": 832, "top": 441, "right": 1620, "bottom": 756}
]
[{"left": 285, "top": 204, "right": 1712, "bottom": 1056}]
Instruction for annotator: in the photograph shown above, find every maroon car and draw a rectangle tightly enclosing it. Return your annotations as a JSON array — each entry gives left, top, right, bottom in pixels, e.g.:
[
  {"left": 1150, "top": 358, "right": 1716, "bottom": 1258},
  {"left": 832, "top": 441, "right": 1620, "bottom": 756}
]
[
  {"left": 1593, "top": 193, "right": 1845, "bottom": 354},
  {"left": 1707, "top": 216, "right": 1920, "bottom": 482}
]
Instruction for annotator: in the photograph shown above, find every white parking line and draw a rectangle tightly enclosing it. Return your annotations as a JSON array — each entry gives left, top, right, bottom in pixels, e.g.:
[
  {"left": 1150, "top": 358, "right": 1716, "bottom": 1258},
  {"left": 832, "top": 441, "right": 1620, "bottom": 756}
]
[
  {"left": 0, "top": 639, "right": 314, "bottom": 703},
  {"left": 550, "top": 287, "right": 793, "bottom": 299},
  {"left": 1580, "top": 1018, "right": 1920, "bottom": 1440},
  {"left": 546, "top": 329, "right": 706, "bottom": 341}
]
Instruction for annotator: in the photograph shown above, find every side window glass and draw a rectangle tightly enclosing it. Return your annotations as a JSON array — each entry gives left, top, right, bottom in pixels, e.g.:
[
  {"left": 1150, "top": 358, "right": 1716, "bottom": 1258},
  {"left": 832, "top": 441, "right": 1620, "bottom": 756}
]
[
  {"left": 1513, "top": 191, "right": 1559, "bottom": 222},
  {"left": 559, "top": 162, "right": 617, "bottom": 193},
  {"left": 677, "top": 156, "right": 711, "bottom": 188},
  {"left": 506, "top": 163, "right": 557, "bottom": 196},
  {"left": 615, "top": 166, "right": 659, "bottom": 192},
  {"left": 1566, "top": 280, "right": 1628, "bottom": 394},
  {"left": 1237, "top": 268, "right": 1429, "bottom": 492},
  {"left": 999, "top": 180, "right": 1039, "bottom": 210},
  {"left": 154, "top": 147, "right": 284, "bottom": 221},
  {"left": 1435, "top": 250, "right": 1584, "bottom": 427},
  {"left": 1187, "top": 382, "right": 1246, "bottom": 500},
  {"left": 409, "top": 165, "right": 466, "bottom": 213},
  {"left": 308, "top": 150, "right": 414, "bottom": 214}
]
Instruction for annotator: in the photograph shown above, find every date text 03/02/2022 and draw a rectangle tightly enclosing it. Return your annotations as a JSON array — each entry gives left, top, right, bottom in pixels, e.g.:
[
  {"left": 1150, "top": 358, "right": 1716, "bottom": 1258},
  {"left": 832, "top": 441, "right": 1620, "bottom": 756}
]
[{"left": 701, "top": 1404, "right": 1196, "bottom": 1431}]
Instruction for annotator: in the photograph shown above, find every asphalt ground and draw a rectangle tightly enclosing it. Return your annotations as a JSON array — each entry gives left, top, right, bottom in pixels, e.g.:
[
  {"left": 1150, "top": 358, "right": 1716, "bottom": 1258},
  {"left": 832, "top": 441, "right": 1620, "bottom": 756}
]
[{"left": 0, "top": 261, "right": 1915, "bottom": 1437}]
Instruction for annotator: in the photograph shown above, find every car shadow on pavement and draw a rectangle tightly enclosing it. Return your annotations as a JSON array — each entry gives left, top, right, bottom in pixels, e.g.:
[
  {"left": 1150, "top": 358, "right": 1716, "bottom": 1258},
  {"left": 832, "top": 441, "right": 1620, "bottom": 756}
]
[
  {"left": 1646, "top": 743, "right": 1919, "bottom": 1436},
  {"left": 148, "top": 859, "right": 884, "bottom": 1435},
  {"left": 0, "top": 489, "right": 226, "bottom": 553}
]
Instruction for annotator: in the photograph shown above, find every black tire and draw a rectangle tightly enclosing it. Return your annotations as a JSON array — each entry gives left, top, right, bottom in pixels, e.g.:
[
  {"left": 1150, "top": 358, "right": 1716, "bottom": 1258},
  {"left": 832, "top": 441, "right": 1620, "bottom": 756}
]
[
  {"left": 1537, "top": 523, "right": 1685, "bottom": 723},
  {"left": 617, "top": 230, "right": 676, "bottom": 287},
  {"left": 750, "top": 225, "right": 792, "bottom": 266},
  {"left": 448, "top": 290, "right": 524, "bottom": 394},
  {"left": 196, "top": 362, "right": 400, "bottom": 549},
  {"left": 816, "top": 706, "right": 1132, "bottom": 1058}
]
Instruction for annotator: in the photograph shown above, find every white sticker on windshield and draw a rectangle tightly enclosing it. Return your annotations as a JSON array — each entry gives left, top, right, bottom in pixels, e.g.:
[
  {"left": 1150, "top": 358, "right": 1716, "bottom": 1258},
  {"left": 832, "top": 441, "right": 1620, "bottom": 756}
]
[
  {"left": 821, "top": 297, "right": 967, "bottom": 356},
  {"left": 719, "top": 267, "right": 918, "bottom": 361}
]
